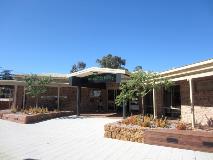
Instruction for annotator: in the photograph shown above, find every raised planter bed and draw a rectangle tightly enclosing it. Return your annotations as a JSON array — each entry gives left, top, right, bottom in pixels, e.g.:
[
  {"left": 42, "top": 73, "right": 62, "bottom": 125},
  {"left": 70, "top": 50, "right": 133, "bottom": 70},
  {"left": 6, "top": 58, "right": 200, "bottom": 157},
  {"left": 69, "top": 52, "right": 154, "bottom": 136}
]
[
  {"left": 104, "top": 122, "right": 213, "bottom": 153},
  {"left": 104, "top": 122, "right": 148, "bottom": 143},
  {"left": 1, "top": 111, "right": 73, "bottom": 124},
  {"left": 144, "top": 129, "right": 213, "bottom": 153}
]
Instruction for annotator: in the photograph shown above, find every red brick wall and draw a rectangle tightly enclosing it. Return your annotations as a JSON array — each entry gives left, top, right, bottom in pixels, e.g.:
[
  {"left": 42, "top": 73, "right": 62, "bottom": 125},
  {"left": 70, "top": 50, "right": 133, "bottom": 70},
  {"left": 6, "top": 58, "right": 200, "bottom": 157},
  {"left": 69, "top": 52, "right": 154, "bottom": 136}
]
[
  {"left": 180, "top": 76, "right": 213, "bottom": 125},
  {"left": 16, "top": 86, "right": 24, "bottom": 109},
  {"left": 0, "top": 101, "right": 11, "bottom": 110},
  {"left": 80, "top": 88, "right": 107, "bottom": 113},
  {"left": 25, "top": 87, "right": 77, "bottom": 112},
  {"left": 144, "top": 129, "right": 213, "bottom": 153},
  {"left": 60, "top": 87, "right": 77, "bottom": 112},
  {"left": 155, "top": 87, "right": 165, "bottom": 116},
  {"left": 0, "top": 85, "right": 24, "bottom": 110}
]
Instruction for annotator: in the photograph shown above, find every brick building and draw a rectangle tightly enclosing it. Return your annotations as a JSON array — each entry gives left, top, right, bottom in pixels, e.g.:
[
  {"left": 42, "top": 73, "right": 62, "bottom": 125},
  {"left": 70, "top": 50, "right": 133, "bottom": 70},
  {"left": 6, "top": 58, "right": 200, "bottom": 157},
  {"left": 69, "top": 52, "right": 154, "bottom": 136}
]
[{"left": 0, "top": 59, "right": 212, "bottom": 125}]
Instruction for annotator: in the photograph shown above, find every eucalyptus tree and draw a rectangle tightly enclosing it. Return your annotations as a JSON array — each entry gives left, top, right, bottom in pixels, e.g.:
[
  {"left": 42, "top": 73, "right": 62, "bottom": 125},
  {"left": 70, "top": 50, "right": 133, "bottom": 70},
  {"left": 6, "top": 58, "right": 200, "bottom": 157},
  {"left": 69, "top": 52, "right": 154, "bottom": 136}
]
[
  {"left": 133, "top": 65, "right": 143, "bottom": 72},
  {"left": 25, "top": 74, "right": 52, "bottom": 108},
  {"left": 96, "top": 54, "right": 126, "bottom": 69},
  {"left": 70, "top": 61, "right": 86, "bottom": 73},
  {"left": 0, "top": 69, "right": 14, "bottom": 80},
  {"left": 115, "top": 70, "right": 172, "bottom": 116}
]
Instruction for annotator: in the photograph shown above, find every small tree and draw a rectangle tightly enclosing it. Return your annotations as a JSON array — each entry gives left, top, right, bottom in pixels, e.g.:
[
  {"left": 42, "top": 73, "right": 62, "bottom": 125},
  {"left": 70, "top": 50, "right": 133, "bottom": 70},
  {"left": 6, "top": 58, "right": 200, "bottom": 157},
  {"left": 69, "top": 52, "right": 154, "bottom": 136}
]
[
  {"left": 0, "top": 69, "right": 14, "bottom": 80},
  {"left": 116, "top": 70, "right": 172, "bottom": 115},
  {"left": 25, "top": 74, "right": 52, "bottom": 108},
  {"left": 96, "top": 54, "right": 126, "bottom": 69},
  {"left": 134, "top": 65, "right": 143, "bottom": 72},
  {"left": 70, "top": 61, "right": 86, "bottom": 73}
]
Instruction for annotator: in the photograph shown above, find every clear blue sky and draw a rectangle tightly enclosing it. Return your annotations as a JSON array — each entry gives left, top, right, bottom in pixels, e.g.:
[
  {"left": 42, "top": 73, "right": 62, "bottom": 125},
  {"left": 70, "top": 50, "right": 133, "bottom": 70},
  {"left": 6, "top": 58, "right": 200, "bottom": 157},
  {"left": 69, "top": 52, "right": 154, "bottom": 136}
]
[{"left": 0, "top": 0, "right": 212, "bottom": 74}]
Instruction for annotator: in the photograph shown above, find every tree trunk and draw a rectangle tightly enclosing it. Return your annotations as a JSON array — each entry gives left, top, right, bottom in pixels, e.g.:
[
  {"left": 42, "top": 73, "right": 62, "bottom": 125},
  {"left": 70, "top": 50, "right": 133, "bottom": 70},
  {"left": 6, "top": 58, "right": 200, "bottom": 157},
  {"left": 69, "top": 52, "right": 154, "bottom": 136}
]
[
  {"left": 141, "top": 96, "right": 144, "bottom": 115},
  {"left": 122, "top": 100, "right": 126, "bottom": 119},
  {"left": 36, "top": 97, "right": 38, "bottom": 108}
]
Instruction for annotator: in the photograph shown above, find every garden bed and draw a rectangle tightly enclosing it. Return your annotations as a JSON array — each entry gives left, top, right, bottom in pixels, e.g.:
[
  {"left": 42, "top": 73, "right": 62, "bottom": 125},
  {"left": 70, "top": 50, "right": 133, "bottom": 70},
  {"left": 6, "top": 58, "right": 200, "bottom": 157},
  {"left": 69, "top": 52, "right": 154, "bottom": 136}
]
[
  {"left": 104, "top": 115, "right": 213, "bottom": 153},
  {"left": 0, "top": 111, "right": 73, "bottom": 124}
]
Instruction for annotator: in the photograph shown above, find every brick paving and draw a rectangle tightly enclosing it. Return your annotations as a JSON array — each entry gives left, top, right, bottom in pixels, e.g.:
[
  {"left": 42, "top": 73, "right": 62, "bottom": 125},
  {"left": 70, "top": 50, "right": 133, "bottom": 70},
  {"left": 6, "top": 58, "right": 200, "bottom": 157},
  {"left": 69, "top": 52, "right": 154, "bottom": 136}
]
[{"left": 0, "top": 116, "right": 212, "bottom": 160}]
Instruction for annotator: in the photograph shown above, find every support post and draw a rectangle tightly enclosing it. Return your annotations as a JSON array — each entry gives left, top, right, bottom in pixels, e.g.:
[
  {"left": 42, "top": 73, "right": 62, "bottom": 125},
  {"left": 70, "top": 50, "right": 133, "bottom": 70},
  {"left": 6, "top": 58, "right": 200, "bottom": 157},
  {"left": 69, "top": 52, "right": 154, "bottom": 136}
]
[
  {"left": 76, "top": 86, "right": 81, "bottom": 116},
  {"left": 123, "top": 100, "right": 126, "bottom": 119},
  {"left": 153, "top": 88, "right": 157, "bottom": 118},
  {"left": 189, "top": 78, "right": 195, "bottom": 128},
  {"left": 13, "top": 85, "right": 17, "bottom": 109},
  {"left": 57, "top": 87, "right": 60, "bottom": 111},
  {"left": 23, "top": 87, "right": 26, "bottom": 109}
]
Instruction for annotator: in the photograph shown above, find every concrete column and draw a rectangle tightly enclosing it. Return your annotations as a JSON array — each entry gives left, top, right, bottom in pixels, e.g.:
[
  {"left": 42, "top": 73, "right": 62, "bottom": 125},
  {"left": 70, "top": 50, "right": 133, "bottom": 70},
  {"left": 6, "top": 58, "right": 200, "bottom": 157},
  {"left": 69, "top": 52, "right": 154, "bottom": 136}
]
[
  {"left": 13, "top": 85, "right": 17, "bottom": 109},
  {"left": 189, "top": 78, "right": 195, "bottom": 128},
  {"left": 76, "top": 86, "right": 81, "bottom": 116},
  {"left": 57, "top": 87, "right": 60, "bottom": 110},
  {"left": 153, "top": 88, "right": 157, "bottom": 118}
]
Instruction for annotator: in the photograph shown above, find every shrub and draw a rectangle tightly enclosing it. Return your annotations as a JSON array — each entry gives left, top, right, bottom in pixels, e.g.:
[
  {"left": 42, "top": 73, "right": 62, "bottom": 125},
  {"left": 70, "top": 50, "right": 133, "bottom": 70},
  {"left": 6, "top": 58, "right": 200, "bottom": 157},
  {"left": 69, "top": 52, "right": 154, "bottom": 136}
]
[
  {"left": 22, "top": 107, "right": 49, "bottom": 115},
  {"left": 176, "top": 121, "right": 187, "bottom": 130},
  {"left": 11, "top": 107, "right": 17, "bottom": 113},
  {"left": 205, "top": 115, "right": 213, "bottom": 127},
  {"left": 141, "top": 115, "right": 153, "bottom": 127},
  {"left": 121, "top": 115, "right": 169, "bottom": 128},
  {"left": 154, "top": 117, "right": 168, "bottom": 128}
]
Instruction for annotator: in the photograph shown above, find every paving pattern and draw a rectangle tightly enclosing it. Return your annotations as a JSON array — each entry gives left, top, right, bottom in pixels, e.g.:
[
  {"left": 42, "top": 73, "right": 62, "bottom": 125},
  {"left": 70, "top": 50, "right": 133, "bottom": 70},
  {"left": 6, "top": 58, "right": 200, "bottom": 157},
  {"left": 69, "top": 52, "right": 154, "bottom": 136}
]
[{"left": 0, "top": 116, "right": 212, "bottom": 160}]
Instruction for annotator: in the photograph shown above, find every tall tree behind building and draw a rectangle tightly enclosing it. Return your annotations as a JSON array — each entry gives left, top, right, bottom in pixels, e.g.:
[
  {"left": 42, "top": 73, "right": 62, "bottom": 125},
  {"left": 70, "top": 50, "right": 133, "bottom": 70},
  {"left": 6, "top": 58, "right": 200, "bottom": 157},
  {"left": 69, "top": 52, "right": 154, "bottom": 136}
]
[
  {"left": 0, "top": 69, "right": 14, "bottom": 80},
  {"left": 96, "top": 54, "right": 126, "bottom": 69},
  {"left": 70, "top": 61, "right": 86, "bottom": 73}
]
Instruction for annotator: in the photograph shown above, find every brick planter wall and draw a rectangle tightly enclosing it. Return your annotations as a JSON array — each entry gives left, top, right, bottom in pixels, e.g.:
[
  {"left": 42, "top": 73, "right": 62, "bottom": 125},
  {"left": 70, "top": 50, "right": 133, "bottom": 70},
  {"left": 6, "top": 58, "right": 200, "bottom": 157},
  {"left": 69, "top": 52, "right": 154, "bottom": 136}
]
[
  {"left": 104, "top": 122, "right": 148, "bottom": 143},
  {"left": 144, "top": 129, "right": 213, "bottom": 153},
  {"left": 1, "top": 111, "right": 73, "bottom": 124},
  {"left": 104, "top": 122, "right": 213, "bottom": 153}
]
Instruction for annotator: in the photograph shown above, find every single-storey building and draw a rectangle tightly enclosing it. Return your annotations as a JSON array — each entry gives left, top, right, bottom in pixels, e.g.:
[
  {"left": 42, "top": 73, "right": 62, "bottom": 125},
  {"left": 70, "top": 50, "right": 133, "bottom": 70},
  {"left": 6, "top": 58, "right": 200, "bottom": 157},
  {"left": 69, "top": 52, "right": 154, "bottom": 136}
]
[{"left": 0, "top": 59, "right": 212, "bottom": 125}]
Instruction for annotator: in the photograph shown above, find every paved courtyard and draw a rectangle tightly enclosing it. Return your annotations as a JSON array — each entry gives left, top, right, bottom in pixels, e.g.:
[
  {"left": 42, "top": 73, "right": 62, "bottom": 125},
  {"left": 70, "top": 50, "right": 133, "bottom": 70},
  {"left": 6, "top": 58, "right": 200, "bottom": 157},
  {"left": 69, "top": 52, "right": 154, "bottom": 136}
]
[{"left": 0, "top": 116, "right": 212, "bottom": 160}]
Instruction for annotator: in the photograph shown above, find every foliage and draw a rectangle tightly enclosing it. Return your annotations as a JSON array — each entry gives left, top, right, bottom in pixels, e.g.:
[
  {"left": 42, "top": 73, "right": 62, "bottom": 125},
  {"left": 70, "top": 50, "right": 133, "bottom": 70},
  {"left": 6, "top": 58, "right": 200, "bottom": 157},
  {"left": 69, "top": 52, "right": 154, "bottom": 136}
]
[
  {"left": 205, "top": 115, "right": 213, "bottom": 127},
  {"left": 25, "top": 74, "right": 52, "bottom": 107},
  {"left": 121, "top": 115, "right": 169, "bottom": 128},
  {"left": 11, "top": 107, "right": 18, "bottom": 113},
  {"left": 155, "top": 117, "right": 168, "bottom": 128},
  {"left": 70, "top": 61, "right": 86, "bottom": 73},
  {"left": 22, "top": 107, "right": 49, "bottom": 115},
  {"left": 96, "top": 54, "right": 126, "bottom": 69},
  {"left": 0, "top": 69, "right": 14, "bottom": 80},
  {"left": 115, "top": 70, "right": 172, "bottom": 106},
  {"left": 133, "top": 65, "right": 143, "bottom": 72},
  {"left": 176, "top": 121, "right": 187, "bottom": 130}
]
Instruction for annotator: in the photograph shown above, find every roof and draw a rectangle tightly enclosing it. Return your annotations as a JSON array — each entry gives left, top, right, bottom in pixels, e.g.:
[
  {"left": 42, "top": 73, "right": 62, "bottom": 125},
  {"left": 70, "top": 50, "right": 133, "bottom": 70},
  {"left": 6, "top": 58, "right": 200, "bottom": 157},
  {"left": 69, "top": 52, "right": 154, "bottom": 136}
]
[
  {"left": 70, "top": 67, "right": 130, "bottom": 77},
  {"left": 5, "top": 59, "right": 213, "bottom": 83},
  {"left": 160, "top": 58, "right": 213, "bottom": 81},
  {"left": 15, "top": 73, "right": 71, "bottom": 79}
]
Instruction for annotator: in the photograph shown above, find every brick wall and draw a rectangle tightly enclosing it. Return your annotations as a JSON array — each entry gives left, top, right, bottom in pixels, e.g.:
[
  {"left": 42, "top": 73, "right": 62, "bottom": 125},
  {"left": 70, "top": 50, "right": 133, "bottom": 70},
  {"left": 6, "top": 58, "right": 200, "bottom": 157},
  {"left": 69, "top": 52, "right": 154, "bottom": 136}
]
[
  {"left": 60, "top": 87, "right": 77, "bottom": 112},
  {"left": 0, "top": 85, "right": 24, "bottom": 110},
  {"left": 144, "top": 129, "right": 213, "bottom": 153},
  {"left": 180, "top": 76, "right": 213, "bottom": 125},
  {"left": 16, "top": 86, "right": 24, "bottom": 109},
  {"left": 0, "top": 85, "right": 109, "bottom": 113},
  {"left": 0, "top": 101, "right": 11, "bottom": 110},
  {"left": 80, "top": 88, "right": 107, "bottom": 113},
  {"left": 25, "top": 87, "right": 77, "bottom": 112},
  {"left": 155, "top": 87, "right": 165, "bottom": 116}
]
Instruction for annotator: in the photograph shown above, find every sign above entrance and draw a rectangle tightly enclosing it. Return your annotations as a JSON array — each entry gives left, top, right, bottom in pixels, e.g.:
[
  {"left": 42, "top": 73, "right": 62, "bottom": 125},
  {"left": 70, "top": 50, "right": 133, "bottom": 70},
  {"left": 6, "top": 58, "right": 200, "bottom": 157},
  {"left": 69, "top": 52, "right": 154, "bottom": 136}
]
[
  {"left": 87, "top": 74, "right": 116, "bottom": 83},
  {"left": 69, "top": 73, "right": 129, "bottom": 88}
]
